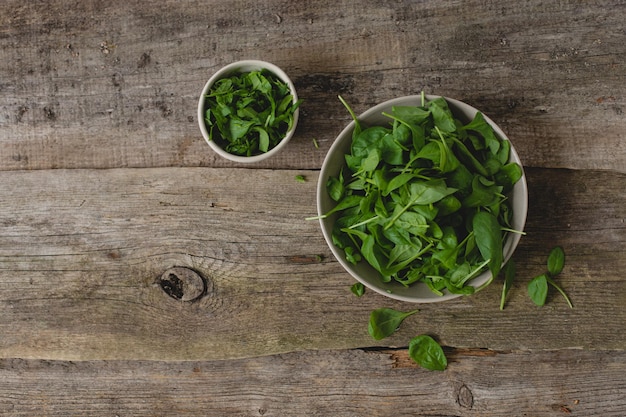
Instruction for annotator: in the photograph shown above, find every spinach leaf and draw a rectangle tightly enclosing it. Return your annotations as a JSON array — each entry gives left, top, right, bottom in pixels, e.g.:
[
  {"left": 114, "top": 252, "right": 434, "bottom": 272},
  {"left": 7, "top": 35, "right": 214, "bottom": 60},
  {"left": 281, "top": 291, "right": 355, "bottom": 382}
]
[
  {"left": 339, "top": 94, "right": 362, "bottom": 140},
  {"left": 203, "top": 70, "right": 301, "bottom": 156},
  {"left": 494, "top": 163, "right": 523, "bottom": 192},
  {"left": 463, "top": 176, "right": 502, "bottom": 208},
  {"left": 326, "top": 174, "right": 345, "bottom": 202},
  {"left": 385, "top": 180, "right": 457, "bottom": 230},
  {"left": 500, "top": 259, "right": 516, "bottom": 310},
  {"left": 547, "top": 275, "right": 573, "bottom": 308},
  {"left": 547, "top": 246, "right": 565, "bottom": 276},
  {"left": 473, "top": 211, "right": 503, "bottom": 281},
  {"left": 350, "top": 282, "right": 365, "bottom": 297},
  {"left": 527, "top": 246, "right": 572, "bottom": 308},
  {"left": 528, "top": 273, "right": 549, "bottom": 306},
  {"left": 368, "top": 308, "right": 419, "bottom": 340},
  {"left": 408, "top": 335, "right": 448, "bottom": 371},
  {"left": 320, "top": 95, "right": 522, "bottom": 298},
  {"left": 461, "top": 112, "right": 500, "bottom": 155},
  {"left": 427, "top": 98, "right": 456, "bottom": 133}
]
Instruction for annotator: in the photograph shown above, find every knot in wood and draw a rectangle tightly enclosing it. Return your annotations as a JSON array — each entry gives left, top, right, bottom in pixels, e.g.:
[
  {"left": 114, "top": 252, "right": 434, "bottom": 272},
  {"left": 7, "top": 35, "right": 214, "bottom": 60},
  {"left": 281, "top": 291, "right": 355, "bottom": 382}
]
[
  {"left": 159, "top": 267, "right": 207, "bottom": 302},
  {"left": 457, "top": 384, "right": 474, "bottom": 409}
]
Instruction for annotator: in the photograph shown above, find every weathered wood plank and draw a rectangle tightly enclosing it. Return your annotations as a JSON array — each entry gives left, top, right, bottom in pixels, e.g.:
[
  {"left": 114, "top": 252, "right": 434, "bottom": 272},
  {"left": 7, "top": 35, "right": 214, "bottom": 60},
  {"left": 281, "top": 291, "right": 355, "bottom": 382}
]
[
  {"left": 0, "top": 349, "right": 624, "bottom": 416},
  {"left": 1, "top": 1, "right": 623, "bottom": 415},
  {"left": 0, "top": 0, "right": 624, "bottom": 172},
  {"left": 0, "top": 167, "right": 623, "bottom": 360}
]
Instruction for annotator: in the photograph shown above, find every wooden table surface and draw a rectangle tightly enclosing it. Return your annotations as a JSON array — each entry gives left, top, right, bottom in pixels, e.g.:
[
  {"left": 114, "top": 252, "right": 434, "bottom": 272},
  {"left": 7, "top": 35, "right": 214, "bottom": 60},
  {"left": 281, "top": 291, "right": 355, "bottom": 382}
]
[{"left": 1, "top": 0, "right": 624, "bottom": 415}]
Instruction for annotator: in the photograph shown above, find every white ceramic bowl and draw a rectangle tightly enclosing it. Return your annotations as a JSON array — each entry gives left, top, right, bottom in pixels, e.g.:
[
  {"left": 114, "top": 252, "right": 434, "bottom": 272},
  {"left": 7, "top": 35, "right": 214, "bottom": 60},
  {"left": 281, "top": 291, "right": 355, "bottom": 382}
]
[
  {"left": 317, "top": 95, "right": 528, "bottom": 303},
  {"left": 197, "top": 60, "right": 299, "bottom": 163}
]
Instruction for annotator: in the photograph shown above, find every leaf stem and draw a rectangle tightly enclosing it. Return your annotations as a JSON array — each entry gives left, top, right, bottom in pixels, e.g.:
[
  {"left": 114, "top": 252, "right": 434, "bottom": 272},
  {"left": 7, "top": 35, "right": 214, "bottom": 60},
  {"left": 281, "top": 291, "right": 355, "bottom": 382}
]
[
  {"left": 305, "top": 214, "right": 326, "bottom": 221},
  {"left": 348, "top": 215, "right": 380, "bottom": 229},
  {"left": 463, "top": 258, "right": 492, "bottom": 289},
  {"left": 546, "top": 276, "right": 574, "bottom": 308},
  {"left": 501, "top": 227, "right": 527, "bottom": 235},
  {"left": 338, "top": 95, "right": 360, "bottom": 129}
]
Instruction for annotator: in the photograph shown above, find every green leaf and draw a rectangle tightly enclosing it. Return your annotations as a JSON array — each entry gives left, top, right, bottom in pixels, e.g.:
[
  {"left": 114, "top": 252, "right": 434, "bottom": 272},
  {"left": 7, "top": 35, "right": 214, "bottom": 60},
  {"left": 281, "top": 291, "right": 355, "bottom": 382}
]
[
  {"left": 350, "top": 282, "right": 365, "bottom": 297},
  {"left": 321, "top": 194, "right": 362, "bottom": 218},
  {"left": 255, "top": 127, "right": 270, "bottom": 152},
  {"left": 461, "top": 112, "right": 500, "bottom": 155},
  {"left": 450, "top": 137, "right": 489, "bottom": 177},
  {"left": 327, "top": 94, "right": 519, "bottom": 298},
  {"left": 472, "top": 211, "right": 504, "bottom": 280},
  {"left": 427, "top": 98, "right": 456, "bottom": 133},
  {"left": 463, "top": 175, "right": 502, "bottom": 208},
  {"left": 433, "top": 127, "right": 460, "bottom": 173},
  {"left": 385, "top": 180, "right": 457, "bottom": 230},
  {"left": 415, "top": 141, "right": 440, "bottom": 164},
  {"left": 546, "top": 276, "right": 574, "bottom": 309},
  {"left": 496, "top": 138, "right": 511, "bottom": 164},
  {"left": 390, "top": 105, "right": 430, "bottom": 125},
  {"left": 381, "top": 133, "right": 405, "bottom": 165},
  {"left": 547, "top": 246, "right": 565, "bottom": 276},
  {"left": 248, "top": 71, "right": 272, "bottom": 94},
  {"left": 368, "top": 308, "right": 419, "bottom": 340},
  {"left": 432, "top": 246, "right": 460, "bottom": 270},
  {"left": 338, "top": 95, "right": 362, "bottom": 140},
  {"left": 360, "top": 148, "right": 381, "bottom": 173},
  {"left": 326, "top": 174, "right": 345, "bottom": 202},
  {"left": 494, "top": 163, "right": 523, "bottom": 192},
  {"left": 384, "top": 172, "right": 414, "bottom": 196},
  {"left": 447, "top": 164, "right": 474, "bottom": 196},
  {"left": 203, "top": 70, "right": 299, "bottom": 156},
  {"left": 228, "top": 118, "right": 256, "bottom": 141},
  {"left": 344, "top": 246, "right": 362, "bottom": 264},
  {"left": 435, "top": 195, "right": 461, "bottom": 216},
  {"left": 528, "top": 274, "right": 549, "bottom": 306},
  {"left": 352, "top": 127, "right": 389, "bottom": 159},
  {"left": 359, "top": 234, "right": 388, "bottom": 276},
  {"left": 408, "top": 335, "right": 448, "bottom": 371},
  {"left": 500, "top": 259, "right": 516, "bottom": 310}
]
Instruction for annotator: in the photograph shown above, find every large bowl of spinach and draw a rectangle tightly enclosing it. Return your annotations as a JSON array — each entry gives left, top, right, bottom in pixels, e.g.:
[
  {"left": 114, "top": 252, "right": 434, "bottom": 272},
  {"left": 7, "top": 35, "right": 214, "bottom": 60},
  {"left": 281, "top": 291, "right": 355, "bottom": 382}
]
[
  {"left": 198, "top": 60, "right": 301, "bottom": 163},
  {"left": 316, "top": 94, "right": 528, "bottom": 302}
]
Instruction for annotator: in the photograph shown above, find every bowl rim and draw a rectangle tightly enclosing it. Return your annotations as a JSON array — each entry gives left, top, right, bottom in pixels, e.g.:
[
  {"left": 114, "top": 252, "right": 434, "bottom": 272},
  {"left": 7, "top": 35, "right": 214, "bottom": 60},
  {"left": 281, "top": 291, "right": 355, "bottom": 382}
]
[
  {"left": 317, "top": 94, "right": 528, "bottom": 303},
  {"left": 197, "top": 59, "right": 299, "bottom": 163}
]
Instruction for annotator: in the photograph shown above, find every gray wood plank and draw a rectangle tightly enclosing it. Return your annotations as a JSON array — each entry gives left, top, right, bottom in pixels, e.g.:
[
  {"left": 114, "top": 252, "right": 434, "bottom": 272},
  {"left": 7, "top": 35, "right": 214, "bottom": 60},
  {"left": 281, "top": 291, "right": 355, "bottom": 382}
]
[
  {"left": 0, "top": 0, "right": 624, "bottom": 172},
  {"left": 0, "top": 167, "right": 623, "bottom": 360},
  {"left": 0, "top": 349, "right": 624, "bottom": 416},
  {"left": 0, "top": 1, "right": 624, "bottom": 414}
]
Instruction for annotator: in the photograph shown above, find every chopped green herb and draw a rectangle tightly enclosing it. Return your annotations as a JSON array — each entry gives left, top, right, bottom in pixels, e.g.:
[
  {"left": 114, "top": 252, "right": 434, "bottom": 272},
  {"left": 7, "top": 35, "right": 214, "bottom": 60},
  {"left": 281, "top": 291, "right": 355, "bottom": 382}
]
[{"left": 203, "top": 70, "right": 301, "bottom": 156}]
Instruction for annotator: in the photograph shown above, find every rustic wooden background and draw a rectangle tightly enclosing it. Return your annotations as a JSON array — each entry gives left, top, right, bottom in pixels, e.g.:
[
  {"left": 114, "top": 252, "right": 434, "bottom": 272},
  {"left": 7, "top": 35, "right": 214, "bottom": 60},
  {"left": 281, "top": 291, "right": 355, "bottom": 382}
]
[{"left": 0, "top": 0, "right": 624, "bottom": 416}]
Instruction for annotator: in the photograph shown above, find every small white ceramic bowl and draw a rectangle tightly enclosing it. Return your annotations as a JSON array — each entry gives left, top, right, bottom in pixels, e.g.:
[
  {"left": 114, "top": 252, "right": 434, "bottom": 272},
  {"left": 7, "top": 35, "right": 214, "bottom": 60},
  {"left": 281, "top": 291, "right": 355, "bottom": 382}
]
[
  {"left": 317, "top": 95, "right": 528, "bottom": 303},
  {"left": 197, "top": 60, "right": 299, "bottom": 163}
]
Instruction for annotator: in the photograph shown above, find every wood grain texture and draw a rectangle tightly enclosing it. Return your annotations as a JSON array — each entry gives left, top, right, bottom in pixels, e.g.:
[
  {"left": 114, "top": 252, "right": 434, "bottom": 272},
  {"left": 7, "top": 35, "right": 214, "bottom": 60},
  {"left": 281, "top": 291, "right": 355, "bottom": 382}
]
[
  {"left": 0, "top": 349, "right": 624, "bottom": 416},
  {"left": 0, "top": 167, "right": 623, "bottom": 360},
  {"left": 1, "top": 1, "right": 625, "bottom": 414},
  {"left": 0, "top": 0, "right": 624, "bottom": 171}
]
